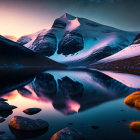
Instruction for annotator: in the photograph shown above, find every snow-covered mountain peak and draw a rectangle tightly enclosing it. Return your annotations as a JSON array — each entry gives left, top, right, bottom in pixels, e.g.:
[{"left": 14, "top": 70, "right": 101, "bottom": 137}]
[
  {"left": 17, "top": 29, "right": 47, "bottom": 46},
  {"left": 61, "top": 13, "right": 76, "bottom": 20},
  {"left": 22, "top": 29, "right": 47, "bottom": 49},
  {"left": 17, "top": 14, "right": 138, "bottom": 65},
  {"left": 66, "top": 17, "right": 80, "bottom": 31}
]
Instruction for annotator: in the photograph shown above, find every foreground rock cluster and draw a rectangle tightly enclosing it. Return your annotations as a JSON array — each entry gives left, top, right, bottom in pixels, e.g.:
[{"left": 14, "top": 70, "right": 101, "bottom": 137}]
[
  {"left": 124, "top": 91, "right": 140, "bottom": 133},
  {"left": 8, "top": 115, "right": 84, "bottom": 140},
  {"left": 0, "top": 98, "right": 17, "bottom": 119},
  {"left": 8, "top": 116, "right": 49, "bottom": 139},
  {"left": 0, "top": 97, "right": 84, "bottom": 139}
]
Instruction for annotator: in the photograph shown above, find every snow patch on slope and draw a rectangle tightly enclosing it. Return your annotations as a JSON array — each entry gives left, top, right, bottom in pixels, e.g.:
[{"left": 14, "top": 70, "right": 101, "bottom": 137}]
[
  {"left": 25, "top": 29, "right": 47, "bottom": 49},
  {"left": 98, "top": 43, "right": 140, "bottom": 63},
  {"left": 66, "top": 18, "right": 80, "bottom": 31}
]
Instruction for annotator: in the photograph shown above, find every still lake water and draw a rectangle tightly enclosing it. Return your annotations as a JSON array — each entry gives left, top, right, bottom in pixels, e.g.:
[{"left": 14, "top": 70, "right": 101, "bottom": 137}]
[{"left": 0, "top": 70, "right": 140, "bottom": 140}]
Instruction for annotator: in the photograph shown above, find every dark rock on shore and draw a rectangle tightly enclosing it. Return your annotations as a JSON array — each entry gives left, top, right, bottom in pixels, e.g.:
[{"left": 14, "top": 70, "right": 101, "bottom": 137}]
[
  {"left": 51, "top": 127, "right": 85, "bottom": 140},
  {"left": 9, "top": 116, "right": 49, "bottom": 131},
  {"left": 23, "top": 108, "right": 41, "bottom": 115}
]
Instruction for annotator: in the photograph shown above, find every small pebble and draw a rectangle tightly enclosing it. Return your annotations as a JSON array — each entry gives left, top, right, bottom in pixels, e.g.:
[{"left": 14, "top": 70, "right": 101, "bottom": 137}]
[{"left": 91, "top": 125, "right": 99, "bottom": 129}]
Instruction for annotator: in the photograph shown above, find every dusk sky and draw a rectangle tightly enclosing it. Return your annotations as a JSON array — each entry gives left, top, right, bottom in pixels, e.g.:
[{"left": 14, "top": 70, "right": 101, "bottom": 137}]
[{"left": 0, "top": 0, "right": 140, "bottom": 38}]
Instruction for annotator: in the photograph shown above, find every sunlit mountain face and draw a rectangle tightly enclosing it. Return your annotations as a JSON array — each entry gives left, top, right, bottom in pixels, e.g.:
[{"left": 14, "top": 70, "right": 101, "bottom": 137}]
[{"left": 0, "top": 0, "right": 140, "bottom": 140}]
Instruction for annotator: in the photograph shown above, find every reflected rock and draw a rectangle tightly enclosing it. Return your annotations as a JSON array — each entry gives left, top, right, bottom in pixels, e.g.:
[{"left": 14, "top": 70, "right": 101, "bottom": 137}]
[
  {"left": 17, "top": 87, "right": 32, "bottom": 97},
  {"left": 67, "top": 123, "right": 73, "bottom": 125},
  {"left": 124, "top": 91, "right": 140, "bottom": 109},
  {"left": 129, "top": 121, "right": 140, "bottom": 133},
  {"left": 31, "top": 73, "right": 57, "bottom": 98},
  {"left": 52, "top": 100, "right": 72, "bottom": 115},
  {"left": 0, "top": 131, "right": 5, "bottom": 135},
  {"left": 0, "top": 110, "right": 13, "bottom": 118},
  {"left": 0, "top": 98, "right": 8, "bottom": 101},
  {"left": 0, "top": 101, "right": 16, "bottom": 118},
  {"left": 58, "top": 76, "right": 84, "bottom": 99},
  {"left": 51, "top": 127, "right": 85, "bottom": 140},
  {"left": 23, "top": 108, "right": 41, "bottom": 115},
  {"left": 9, "top": 116, "right": 49, "bottom": 131},
  {"left": 0, "top": 102, "right": 17, "bottom": 111},
  {"left": 53, "top": 99, "right": 79, "bottom": 115},
  {"left": 0, "top": 135, "right": 16, "bottom": 140},
  {"left": 0, "top": 101, "right": 8, "bottom": 105},
  {"left": 10, "top": 127, "right": 47, "bottom": 139},
  {"left": 0, "top": 117, "right": 5, "bottom": 123}
]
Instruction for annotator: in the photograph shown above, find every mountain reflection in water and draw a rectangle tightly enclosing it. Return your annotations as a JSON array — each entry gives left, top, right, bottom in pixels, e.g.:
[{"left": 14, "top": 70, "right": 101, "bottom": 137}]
[
  {"left": 3, "top": 70, "right": 139, "bottom": 114},
  {"left": 0, "top": 69, "right": 139, "bottom": 140}
]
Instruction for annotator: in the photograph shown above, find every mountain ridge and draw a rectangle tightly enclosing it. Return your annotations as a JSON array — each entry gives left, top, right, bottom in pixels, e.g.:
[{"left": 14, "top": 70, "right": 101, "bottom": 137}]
[{"left": 17, "top": 13, "right": 139, "bottom": 66}]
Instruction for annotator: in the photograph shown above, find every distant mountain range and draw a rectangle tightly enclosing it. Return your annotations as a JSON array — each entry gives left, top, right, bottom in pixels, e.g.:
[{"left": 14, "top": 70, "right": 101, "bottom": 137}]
[
  {"left": 4, "top": 35, "right": 17, "bottom": 41},
  {"left": 17, "top": 13, "right": 139, "bottom": 67}
]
